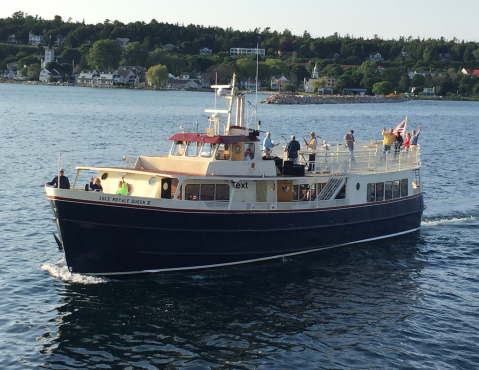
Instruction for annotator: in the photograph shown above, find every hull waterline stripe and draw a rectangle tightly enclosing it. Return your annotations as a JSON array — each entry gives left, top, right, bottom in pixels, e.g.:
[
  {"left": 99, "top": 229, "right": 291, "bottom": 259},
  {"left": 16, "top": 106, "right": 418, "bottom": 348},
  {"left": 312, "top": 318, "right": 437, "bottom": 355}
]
[{"left": 83, "top": 227, "right": 420, "bottom": 276}]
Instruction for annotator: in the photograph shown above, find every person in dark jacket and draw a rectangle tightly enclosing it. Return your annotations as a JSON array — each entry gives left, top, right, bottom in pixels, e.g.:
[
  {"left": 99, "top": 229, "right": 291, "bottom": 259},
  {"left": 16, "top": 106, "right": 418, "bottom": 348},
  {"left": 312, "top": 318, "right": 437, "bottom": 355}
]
[
  {"left": 285, "top": 135, "right": 301, "bottom": 164},
  {"left": 46, "top": 169, "right": 70, "bottom": 189},
  {"left": 90, "top": 177, "right": 103, "bottom": 191}
]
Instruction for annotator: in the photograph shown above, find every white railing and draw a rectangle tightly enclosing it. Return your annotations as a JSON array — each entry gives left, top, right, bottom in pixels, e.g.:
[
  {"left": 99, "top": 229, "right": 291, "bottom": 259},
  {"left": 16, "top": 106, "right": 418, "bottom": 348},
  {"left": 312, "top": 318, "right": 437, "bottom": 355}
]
[{"left": 293, "top": 141, "right": 420, "bottom": 176}]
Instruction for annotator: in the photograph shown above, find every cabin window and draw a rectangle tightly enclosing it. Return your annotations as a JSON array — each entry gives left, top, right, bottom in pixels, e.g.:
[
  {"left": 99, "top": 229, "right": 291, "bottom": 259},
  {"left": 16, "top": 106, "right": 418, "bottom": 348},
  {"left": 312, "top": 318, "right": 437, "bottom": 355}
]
[
  {"left": 292, "top": 185, "right": 299, "bottom": 201},
  {"left": 215, "top": 143, "right": 230, "bottom": 160},
  {"left": 367, "top": 178, "right": 409, "bottom": 203},
  {"left": 215, "top": 184, "right": 230, "bottom": 201},
  {"left": 299, "top": 184, "right": 310, "bottom": 201},
  {"left": 393, "top": 180, "right": 400, "bottom": 199},
  {"left": 385, "top": 181, "right": 393, "bottom": 200},
  {"left": 186, "top": 142, "right": 200, "bottom": 157},
  {"left": 171, "top": 141, "right": 186, "bottom": 156},
  {"left": 401, "top": 179, "right": 408, "bottom": 197},
  {"left": 244, "top": 143, "right": 255, "bottom": 160},
  {"left": 200, "top": 184, "right": 215, "bottom": 200},
  {"left": 185, "top": 184, "right": 199, "bottom": 200},
  {"left": 310, "top": 184, "right": 317, "bottom": 201},
  {"left": 185, "top": 184, "right": 230, "bottom": 201},
  {"left": 375, "top": 182, "right": 384, "bottom": 201},
  {"left": 367, "top": 183, "right": 375, "bottom": 202},
  {"left": 200, "top": 143, "right": 216, "bottom": 158}
]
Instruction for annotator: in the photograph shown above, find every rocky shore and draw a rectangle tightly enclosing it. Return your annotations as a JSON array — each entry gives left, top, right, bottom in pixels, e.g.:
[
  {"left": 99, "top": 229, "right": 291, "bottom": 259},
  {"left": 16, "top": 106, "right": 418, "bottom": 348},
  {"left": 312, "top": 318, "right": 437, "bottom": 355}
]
[{"left": 261, "top": 94, "right": 407, "bottom": 104}]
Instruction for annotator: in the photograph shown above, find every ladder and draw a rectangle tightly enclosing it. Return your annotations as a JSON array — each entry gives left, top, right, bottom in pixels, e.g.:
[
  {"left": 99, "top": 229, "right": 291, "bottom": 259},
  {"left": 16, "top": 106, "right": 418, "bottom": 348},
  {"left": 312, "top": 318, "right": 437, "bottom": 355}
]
[{"left": 317, "top": 176, "right": 346, "bottom": 201}]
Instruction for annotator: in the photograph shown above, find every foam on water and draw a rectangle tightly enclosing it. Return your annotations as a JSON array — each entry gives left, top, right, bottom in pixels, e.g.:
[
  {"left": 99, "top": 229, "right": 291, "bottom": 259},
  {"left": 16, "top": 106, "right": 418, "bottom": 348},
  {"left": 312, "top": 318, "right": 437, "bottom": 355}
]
[
  {"left": 421, "top": 215, "right": 479, "bottom": 226},
  {"left": 41, "top": 257, "right": 106, "bottom": 284}
]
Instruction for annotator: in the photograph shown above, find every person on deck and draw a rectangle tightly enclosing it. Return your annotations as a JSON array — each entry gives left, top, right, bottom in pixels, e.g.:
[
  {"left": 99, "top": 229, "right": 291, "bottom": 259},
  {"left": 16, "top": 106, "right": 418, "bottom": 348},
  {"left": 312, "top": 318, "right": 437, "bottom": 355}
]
[
  {"left": 403, "top": 132, "right": 411, "bottom": 150},
  {"left": 303, "top": 132, "right": 318, "bottom": 171},
  {"left": 344, "top": 129, "right": 355, "bottom": 162},
  {"left": 285, "top": 135, "right": 301, "bottom": 164},
  {"left": 244, "top": 148, "right": 252, "bottom": 160},
  {"left": 90, "top": 177, "right": 103, "bottom": 191},
  {"left": 382, "top": 127, "right": 396, "bottom": 154},
  {"left": 263, "top": 132, "right": 278, "bottom": 158},
  {"left": 46, "top": 168, "right": 70, "bottom": 189},
  {"left": 410, "top": 126, "right": 422, "bottom": 149},
  {"left": 394, "top": 131, "right": 403, "bottom": 158},
  {"left": 115, "top": 175, "right": 128, "bottom": 195}
]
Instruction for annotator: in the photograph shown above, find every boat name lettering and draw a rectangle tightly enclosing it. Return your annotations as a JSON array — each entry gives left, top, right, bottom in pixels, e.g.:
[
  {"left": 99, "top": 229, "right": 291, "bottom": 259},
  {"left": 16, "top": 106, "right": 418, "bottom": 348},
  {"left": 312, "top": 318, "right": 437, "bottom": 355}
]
[
  {"left": 100, "top": 196, "right": 151, "bottom": 205},
  {"left": 235, "top": 182, "right": 248, "bottom": 189}
]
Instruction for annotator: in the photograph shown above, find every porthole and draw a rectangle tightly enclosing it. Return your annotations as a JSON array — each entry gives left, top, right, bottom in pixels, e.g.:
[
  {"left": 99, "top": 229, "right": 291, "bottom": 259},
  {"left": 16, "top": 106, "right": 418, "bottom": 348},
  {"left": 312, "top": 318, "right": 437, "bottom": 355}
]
[
  {"left": 149, "top": 177, "right": 156, "bottom": 186},
  {"left": 356, "top": 183, "right": 360, "bottom": 190},
  {"left": 101, "top": 173, "right": 108, "bottom": 180},
  {"left": 163, "top": 182, "right": 169, "bottom": 191},
  {"left": 270, "top": 183, "right": 275, "bottom": 191}
]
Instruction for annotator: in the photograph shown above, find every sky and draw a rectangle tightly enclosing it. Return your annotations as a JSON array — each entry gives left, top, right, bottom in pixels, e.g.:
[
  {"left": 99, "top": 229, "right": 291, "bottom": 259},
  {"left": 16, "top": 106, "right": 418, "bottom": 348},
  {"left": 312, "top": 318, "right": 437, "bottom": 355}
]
[{"left": 2, "top": 0, "right": 479, "bottom": 42}]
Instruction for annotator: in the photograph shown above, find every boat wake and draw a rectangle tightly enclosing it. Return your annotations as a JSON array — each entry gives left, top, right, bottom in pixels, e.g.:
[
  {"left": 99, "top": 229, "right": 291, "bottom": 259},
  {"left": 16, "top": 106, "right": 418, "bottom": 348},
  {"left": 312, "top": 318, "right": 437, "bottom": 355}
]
[
  {"left": 421, "top": 215, "right": 479, "bottom": 226},
  {"left": 41, "top": 257, "right": 107, "bottom": 284}
]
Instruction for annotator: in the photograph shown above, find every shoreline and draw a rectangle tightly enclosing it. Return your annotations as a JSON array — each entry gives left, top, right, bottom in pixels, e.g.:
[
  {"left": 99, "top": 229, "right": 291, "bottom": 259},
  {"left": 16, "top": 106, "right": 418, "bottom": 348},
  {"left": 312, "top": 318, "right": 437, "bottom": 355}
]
[
  {"left": 2, "top": 79, "right": 479, "bottom": 103},
  {"left": 261, "top": 93, "right": 407, "bottom": 104}
]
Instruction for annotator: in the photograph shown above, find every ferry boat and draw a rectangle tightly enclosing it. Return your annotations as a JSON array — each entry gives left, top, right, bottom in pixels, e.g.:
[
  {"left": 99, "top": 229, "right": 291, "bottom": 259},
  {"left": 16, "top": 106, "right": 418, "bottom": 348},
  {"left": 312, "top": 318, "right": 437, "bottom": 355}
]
[{"left": 45, "top": 75, "right": 424, "bottom": 277}]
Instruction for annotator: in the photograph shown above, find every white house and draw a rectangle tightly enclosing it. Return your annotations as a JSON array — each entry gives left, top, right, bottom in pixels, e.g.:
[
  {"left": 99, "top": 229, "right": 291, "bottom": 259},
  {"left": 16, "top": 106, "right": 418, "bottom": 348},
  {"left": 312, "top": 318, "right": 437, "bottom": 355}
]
[
  {"left": 199, "top": 47, "right": 212, "bottom": 55},
  {"left": 98, "top": 70, "right": 118, "bottom": 85},
  {"left": 39, "top": 68, "right": 63, "bottom": 83},
  {"left": 29, "top": 31, "right": 45, "bottom": 45},
  {"left": 239, "top": 77, "right": 258, "bottom": 91},
  {"left": 423, "top": 87, "right": 435, "bottom": 96},
  {"left": 369, "top": 52, "right": 383, "bottom": 61},
  {"left": 230, "top": 48, "right": 265, "bottom": 56},
  {"left": 0, "top": 70, "right": 14, "bottom": 79},
  {"left": 270, "top": 75, "right": 290, "bottom": 90},
  {"left": 77, "top": 70, "right": 100, "bottom": 84},
  {"left": 54, "top": 34, "right": 65, "bottom": 46},
  {"left": 116, "top": 69, "right": 139, "bottom": 85}
]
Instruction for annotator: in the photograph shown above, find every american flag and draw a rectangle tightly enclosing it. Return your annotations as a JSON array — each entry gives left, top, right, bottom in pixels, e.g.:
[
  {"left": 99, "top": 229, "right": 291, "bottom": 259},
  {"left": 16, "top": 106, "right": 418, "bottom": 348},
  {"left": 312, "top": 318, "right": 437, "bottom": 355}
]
[{"left": 393, "top": 117, "right": 407, "bottom": 137}]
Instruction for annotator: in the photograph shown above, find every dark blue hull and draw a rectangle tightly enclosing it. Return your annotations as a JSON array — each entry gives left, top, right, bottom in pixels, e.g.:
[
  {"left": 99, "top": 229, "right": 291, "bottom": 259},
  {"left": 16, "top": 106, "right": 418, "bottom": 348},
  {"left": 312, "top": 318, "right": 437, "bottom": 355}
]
[{"left": 50, "top": 194, "right": 424, "bottom": 276}]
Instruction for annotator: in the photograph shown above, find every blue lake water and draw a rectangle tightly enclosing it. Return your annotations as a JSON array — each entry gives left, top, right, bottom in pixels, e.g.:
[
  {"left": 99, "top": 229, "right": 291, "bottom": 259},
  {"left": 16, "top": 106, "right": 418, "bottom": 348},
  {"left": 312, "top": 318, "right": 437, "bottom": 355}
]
[{"left": 1, "top": 83, "right": 479, "bottom": 369}]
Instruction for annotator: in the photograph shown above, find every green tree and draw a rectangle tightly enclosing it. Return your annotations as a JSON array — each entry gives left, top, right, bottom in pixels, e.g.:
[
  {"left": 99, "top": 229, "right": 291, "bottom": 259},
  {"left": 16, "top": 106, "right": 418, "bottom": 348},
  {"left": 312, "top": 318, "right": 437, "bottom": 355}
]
[
  {"left": 312, "top": 77, "right": 326, "bottom": 93},
  {"left": 372, "top": 81, "right": 393, "bottom": 95},
  {"left": 473, "top": 83, "right": 479, "bottom": 96},
  {"left": 27, "top": 63, "right": 41, "bottom": 80},
  {"left": 146, "top": 64, "right": 169, "bottom": 86},
  {"left": 205, "top": 63, "right": 235, "bottom": 84},
  {"left": 17, "top": 56, "right": 40, "bottom": 67},
  {"left": 398, "top": 75, "right": 410, "bottom": 93},
  {"left": 121, "top": 41, "right": 148, "bottom": 66},
  {"left": 411, "top": 74, "right": 426, "bottom": 87},
  {"left": 86, "top": 39, "right": 121, "bottom": 70},
  {"left": 59, "top": 48, "right": 82, "bottom": 65},
  {"left": 282, "top": 82, "right": 296, "bottom": 92}
]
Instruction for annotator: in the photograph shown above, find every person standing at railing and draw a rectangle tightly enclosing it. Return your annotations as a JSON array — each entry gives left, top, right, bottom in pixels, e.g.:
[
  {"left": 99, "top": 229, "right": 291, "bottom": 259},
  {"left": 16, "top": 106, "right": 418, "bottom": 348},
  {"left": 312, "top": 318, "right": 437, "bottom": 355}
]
[
  {"left": 382, "top": 127, "right": 396, "bottom": 154},
  {"left": 403, "top": 132, "right": 411, "bottom": 150},
  {"left": 409, "top": 126, "right": 421, "bottom": 150},
  {"left": 344, "top": 130, "right": 355, "bottom": 162},
  {"left": 303, "top": 132, "right": 318, "bottom": 170},
  {"left": 393, "top": 131, "right": 403, "bottom": 158}
]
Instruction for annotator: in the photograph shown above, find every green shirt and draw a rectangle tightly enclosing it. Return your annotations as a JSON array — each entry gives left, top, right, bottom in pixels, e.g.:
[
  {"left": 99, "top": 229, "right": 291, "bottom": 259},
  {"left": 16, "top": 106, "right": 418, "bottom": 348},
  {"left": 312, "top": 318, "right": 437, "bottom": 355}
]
[{"left": 115, "top": 183, "right": 128, "bottom": 195}]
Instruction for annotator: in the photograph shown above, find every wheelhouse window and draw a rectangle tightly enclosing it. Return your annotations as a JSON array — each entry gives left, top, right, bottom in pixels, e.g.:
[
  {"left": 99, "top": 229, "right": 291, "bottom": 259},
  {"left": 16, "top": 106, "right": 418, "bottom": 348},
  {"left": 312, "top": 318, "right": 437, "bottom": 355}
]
[
  {"left": 171, "top": 141, "right": 186, "bottom": 156},
  {"left": 244, "top": 143, "right": 255, "bottom": 160},
  {"left": 200, "top": 184, "right": 215, "bottom": 200},
  {"left": 215, "top": 143, "right": 230, "bottom": 160},
  {"left": 185, "top": 142, "right": 200, "bottom": 157},
  {"left": 200, "top": 143, "right": 216, "bottom": 158},
  {"left": 385, "top": 181, "right": 393, "bottom": 200}
]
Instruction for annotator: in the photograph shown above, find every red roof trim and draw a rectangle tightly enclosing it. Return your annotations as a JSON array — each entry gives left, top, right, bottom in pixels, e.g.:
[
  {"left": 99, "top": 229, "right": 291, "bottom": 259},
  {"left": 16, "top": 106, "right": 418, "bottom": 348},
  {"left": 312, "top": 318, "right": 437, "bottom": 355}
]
[{"left": 168, "top": 133, "right": 259, "bottom": 143}]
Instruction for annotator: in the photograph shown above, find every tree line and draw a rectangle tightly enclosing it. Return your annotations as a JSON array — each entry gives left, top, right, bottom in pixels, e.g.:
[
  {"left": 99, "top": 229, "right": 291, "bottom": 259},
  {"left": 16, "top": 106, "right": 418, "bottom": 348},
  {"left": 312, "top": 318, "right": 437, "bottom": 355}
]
[{"left": 1, "top": 11, "right": 479, "bottom": 96}]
